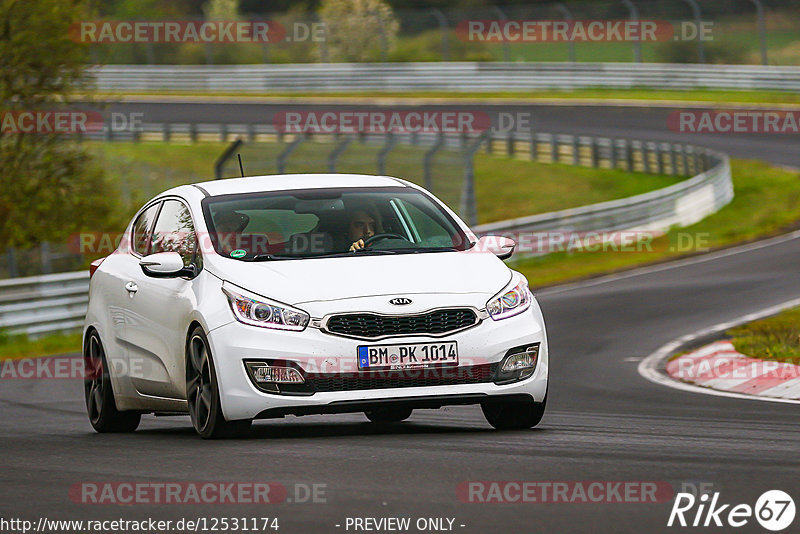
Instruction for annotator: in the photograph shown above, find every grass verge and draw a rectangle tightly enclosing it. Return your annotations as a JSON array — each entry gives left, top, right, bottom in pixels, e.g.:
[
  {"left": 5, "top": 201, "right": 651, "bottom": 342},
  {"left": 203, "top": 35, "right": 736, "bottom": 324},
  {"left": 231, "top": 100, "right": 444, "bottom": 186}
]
[
  {"left": 512, "top": 159, "right": 800, "bottom": 286},
  {"left": 0, "top": 332, "right": 82, "bottom": 361},
  {"left": 727, "top": 308, "right": 800, "bottom": 366}
]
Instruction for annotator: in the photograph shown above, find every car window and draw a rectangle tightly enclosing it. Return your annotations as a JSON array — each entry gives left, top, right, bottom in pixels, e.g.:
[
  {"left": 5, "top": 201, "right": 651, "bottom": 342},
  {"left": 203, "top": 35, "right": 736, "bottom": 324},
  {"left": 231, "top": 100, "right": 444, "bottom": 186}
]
[
  {"left": 203, "top": 187, "right": 468, "bottom": 260},
  {"left": 149, "top": 200, "right": 197, "bottom": 267},
  {"left": 132, "top": 203, "right": 160, "bottom": 256}
]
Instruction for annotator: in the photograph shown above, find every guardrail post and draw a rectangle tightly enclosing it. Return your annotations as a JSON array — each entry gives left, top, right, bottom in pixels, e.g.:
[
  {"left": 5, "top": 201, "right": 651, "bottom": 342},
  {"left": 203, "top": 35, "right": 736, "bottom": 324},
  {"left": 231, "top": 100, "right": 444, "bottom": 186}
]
[
  {"left": 621, "top": 0, "right": 642, "bottom": 63},
  {"left": 625, "top": 140, "right": 633, "bottom": 171},
  {"left": 571, "top": 136, "right": 580, "bottom": 165},
  {"left": 277, "top": 134, "right": 306, "bottom": 174},
  {"left": 247, "top": 123, "right": 255, "bottom": 143},
  {"left": 328, "top": 136, "right": 353, "bottom": 172},
  {"left": 492, "top": 7, "right": 511, "bottom": 62},
  {"left": 642, "top": 143, "right": 651, "bottom": 174},
  {"left": 556, "top": 3, "right": 576, "bottom": 62},
  {"left": 669, "top": 145, "right": 678, "bottom": 176},
  {"left": 220, "top": 124, "right": 228, "bottom": 143},
  {"left": 590, "top": 138, "right": 599, "bottom": 168},
  {"left": 40, "top": 242, "right": 52, "bottom": 275},
  {"left": 377, "top": 133, "right": 397, "bottom": 175},
  {"left": 655, "top": 143, "right": 665, "bottom": 174},
  {"left": 530, "top": 131, "right": 538, "bottom": 161},
  {"left": 749, "top": 0, "right": 768, "bottom": 65},
  {"left": 190, "top": 123, "right": 198, "bottom": 143},
  {"left": 506, "top": 134, "right": 515, "bottom": 157},
  {"left": 214, "top": 138, "right": 244, "bottom": 180},
  {"left": 424, "top": 133, "right": 446, "bottom": 191},
  {"left": 551, "top": 135, "right": 559, "bottom": 163},
  {"left": 682, "top": 145, "right": 690, "bottom": 176},
  {"left": 430, "top": 8, "right": 450, "bottom": 61},
  {"left": 162, "top": 123, "right": 171, "bottom": 143},
  {"left": 461, "top": 132, "right": 489, "bottom": 227},
  {"left": 6, "top": 247, "right": 18, "bottom": 278},
  {"left": 681, "top": 0, "right": 706, "bottom": 63},
  {"left": 610, "top": 139, "right": 618, "bottom": 170}
]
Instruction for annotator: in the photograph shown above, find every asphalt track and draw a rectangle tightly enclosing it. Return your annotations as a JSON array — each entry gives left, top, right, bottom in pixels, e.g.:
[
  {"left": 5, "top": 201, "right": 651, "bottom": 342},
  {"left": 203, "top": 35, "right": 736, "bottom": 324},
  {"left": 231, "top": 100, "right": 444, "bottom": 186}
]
[{"left": 2, "top": 101, "right": 799, "bottom": 534}]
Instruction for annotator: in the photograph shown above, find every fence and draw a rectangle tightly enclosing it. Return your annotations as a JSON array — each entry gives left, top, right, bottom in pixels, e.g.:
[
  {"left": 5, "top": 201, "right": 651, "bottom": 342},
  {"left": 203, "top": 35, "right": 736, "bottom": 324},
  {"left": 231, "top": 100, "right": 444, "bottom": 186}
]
[{"left": 91, "top": 62, "right": 800, "bottom": 93}]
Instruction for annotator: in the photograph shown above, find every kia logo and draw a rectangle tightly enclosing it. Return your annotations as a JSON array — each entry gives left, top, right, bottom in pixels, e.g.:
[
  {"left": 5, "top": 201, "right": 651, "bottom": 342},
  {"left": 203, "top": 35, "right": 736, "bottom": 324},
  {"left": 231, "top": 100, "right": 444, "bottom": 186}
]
[{"left": 389, "top": 298, "right": 412, "bottom": 306}]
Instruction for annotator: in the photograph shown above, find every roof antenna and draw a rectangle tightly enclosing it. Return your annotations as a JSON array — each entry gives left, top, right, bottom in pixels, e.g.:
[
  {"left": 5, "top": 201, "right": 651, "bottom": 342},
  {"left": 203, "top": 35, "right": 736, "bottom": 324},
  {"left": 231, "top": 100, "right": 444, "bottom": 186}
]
[{"left": 237, "top": 153, "right": 245, "bottom": 177}]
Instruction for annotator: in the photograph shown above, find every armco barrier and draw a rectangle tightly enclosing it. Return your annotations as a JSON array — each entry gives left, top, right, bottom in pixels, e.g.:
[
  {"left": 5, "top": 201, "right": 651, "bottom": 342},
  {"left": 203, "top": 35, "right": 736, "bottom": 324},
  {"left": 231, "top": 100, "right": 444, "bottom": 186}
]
[{"left": 91, "top": 62, "right": 800, "bottom": 93}]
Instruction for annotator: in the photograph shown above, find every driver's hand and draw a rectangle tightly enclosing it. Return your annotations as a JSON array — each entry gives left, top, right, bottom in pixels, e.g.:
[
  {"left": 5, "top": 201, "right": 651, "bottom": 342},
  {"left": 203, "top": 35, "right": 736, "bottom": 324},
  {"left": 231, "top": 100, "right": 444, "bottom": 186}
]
[{"left": 349, "top": 239, "right": 365, "bottom": 252}]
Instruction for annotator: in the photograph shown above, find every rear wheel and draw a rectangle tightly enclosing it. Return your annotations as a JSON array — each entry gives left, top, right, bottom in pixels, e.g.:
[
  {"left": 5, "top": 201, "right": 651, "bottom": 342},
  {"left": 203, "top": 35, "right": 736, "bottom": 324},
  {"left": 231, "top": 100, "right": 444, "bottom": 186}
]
[
  {"left": 186, "top": 327, "right": 251, "bottom": 439},
  {"left": 482, "top": 395, "right": 546, "bottom": 430},
  {"left": 365, "top": 407, "right": 413, "bottom": 423},
  {"left": 83, "top": 331, "right": 141, "bottom": 433}
]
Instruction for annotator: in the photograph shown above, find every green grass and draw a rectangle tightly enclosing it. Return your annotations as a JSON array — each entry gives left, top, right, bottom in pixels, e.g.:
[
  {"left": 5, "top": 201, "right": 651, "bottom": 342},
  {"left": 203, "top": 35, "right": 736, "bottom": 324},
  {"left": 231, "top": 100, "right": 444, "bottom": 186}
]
[
  {"left": 89, "top": 139, "right": 679, "bottom": 225},
  {"left": 512, "top": 159, "right": 800, "bottom": 287},
  {"left": 0, "top": 332, "right": 82, "bottom": 361},
  {"left": 727, "top": 307, "right": 800, "bottom": 365},
  {"left": 102, "top": 89, "right": 800, "bottom": 106}
]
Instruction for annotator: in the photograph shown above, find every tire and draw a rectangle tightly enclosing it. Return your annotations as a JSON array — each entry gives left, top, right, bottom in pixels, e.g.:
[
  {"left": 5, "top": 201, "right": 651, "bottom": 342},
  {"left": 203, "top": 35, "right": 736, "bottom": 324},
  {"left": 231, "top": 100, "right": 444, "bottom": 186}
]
[
  {"left": 186, "top": 327, "right": 251, "bottom": 439},
  {"left": 364, "top": 407, "right": 413, "bottom": 423},
  {"left": 481, "top": 395, "right": 546, "bottom": 430},
  {"left": 83, "top": 331, "right": 141, "bottom": 433}
]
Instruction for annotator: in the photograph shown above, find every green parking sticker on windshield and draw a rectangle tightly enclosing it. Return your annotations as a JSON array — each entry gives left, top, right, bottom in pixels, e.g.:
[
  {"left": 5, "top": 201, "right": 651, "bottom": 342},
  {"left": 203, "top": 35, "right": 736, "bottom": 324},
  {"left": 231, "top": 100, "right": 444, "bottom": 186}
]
[{"left": 230, "top": 249, "right": 246, "bottom": 258}]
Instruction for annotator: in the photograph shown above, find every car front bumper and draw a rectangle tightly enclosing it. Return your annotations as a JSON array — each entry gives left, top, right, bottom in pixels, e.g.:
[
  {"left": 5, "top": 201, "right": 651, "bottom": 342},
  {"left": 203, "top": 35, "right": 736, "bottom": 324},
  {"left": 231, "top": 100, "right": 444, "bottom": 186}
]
[{"left": 207, "top": 298, "right": 549, "bottom": 422}]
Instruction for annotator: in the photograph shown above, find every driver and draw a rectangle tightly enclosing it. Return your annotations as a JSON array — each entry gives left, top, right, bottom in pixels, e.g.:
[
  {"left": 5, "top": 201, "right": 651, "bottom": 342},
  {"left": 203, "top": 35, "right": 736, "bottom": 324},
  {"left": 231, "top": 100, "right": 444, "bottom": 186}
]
[{"left": 347, "top": 210, "right": 377, "bottom": 252}]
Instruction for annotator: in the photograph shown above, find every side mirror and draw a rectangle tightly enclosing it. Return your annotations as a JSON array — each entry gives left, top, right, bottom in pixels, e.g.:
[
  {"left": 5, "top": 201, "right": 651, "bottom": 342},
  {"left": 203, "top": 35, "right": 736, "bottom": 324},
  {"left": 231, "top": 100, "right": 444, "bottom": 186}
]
[
  {"left": 139, "top": 252, "right": 196, "bottom": 278},
  {"left": 474, "top": 236, "right": 516, "bottom": 260}
]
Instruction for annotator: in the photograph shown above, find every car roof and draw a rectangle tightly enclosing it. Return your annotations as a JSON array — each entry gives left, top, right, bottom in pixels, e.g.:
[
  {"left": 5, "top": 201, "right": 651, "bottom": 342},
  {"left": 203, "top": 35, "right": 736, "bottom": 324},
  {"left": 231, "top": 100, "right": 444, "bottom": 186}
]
[{"left": 190, "top": 173, "right": 408, "bottom": 197}]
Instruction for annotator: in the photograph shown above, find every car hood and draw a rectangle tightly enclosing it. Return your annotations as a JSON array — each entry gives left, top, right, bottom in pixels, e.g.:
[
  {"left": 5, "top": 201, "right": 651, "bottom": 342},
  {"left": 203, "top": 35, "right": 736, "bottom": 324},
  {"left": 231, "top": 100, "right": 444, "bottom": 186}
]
[{"left": 207, "top": 251, "right": 512, "bottom": 305}]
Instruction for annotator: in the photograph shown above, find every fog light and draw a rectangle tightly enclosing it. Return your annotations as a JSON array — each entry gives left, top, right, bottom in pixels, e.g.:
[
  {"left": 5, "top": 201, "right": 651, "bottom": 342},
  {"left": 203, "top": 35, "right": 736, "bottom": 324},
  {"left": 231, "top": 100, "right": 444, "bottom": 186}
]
[
  {"left": 245, "top": 363, "right": 305, "bottom": 384},
  {"left": 495, "top": 344, "right": 540, "bottom": 384}
]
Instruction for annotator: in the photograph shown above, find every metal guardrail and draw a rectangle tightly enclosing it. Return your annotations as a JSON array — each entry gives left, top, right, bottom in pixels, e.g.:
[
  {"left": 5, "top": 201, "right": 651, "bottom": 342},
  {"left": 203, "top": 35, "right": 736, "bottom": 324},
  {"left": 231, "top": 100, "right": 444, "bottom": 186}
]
[
  {"left": 0, "top": 272, "right": 89, "bottom": 338},
  {"left": 4, "top": 123, "right": 732, "bottom": 338},
  {"left": 92, "top": 63, "right": 800, "bottom": 92}
]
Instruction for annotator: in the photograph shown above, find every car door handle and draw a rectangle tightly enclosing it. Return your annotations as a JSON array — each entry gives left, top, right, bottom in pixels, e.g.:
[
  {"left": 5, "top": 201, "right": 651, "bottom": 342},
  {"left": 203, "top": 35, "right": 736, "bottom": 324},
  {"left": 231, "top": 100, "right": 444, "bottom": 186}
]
[{"left": 125, "top": 282, "right": 138, "bottom": 294}]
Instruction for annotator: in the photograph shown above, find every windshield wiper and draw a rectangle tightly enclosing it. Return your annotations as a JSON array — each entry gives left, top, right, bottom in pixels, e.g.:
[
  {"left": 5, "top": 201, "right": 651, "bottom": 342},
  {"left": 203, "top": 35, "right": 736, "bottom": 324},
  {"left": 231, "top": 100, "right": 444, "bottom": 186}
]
[{"left": 250, "top": 254, "right": 299, "bottom": 261}]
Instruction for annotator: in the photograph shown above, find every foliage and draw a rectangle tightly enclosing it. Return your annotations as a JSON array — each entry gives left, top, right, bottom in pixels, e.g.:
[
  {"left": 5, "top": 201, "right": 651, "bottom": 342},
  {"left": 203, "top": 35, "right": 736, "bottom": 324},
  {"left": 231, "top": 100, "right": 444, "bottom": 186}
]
[
  {"left": 317, "top": 0, "right": 399, "bottom": 62},
  {"left": 0, "top": 0, "right": 114, "bottom": 250}
]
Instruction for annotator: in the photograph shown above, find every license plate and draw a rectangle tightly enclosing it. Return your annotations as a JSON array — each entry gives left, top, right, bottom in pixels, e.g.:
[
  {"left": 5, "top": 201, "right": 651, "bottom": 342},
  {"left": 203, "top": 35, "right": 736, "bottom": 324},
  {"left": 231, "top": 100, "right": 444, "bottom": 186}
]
[{"left": 357, "top": 341, "right": 458, "bottom": 371}]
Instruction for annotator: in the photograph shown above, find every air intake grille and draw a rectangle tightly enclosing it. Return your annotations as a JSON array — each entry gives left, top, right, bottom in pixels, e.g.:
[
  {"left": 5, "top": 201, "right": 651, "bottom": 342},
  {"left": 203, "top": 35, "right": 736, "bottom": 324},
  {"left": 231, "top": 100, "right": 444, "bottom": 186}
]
[
  {"left": 325, "top": 309, "right": 478, "bottom": 339},
  {"left": 301, "top": 364, "right": 498, "bottom": 393}
]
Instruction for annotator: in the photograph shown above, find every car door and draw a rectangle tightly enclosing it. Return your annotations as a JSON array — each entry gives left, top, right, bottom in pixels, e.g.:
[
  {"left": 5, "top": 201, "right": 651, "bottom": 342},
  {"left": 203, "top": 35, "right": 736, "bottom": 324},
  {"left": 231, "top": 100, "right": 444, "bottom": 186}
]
[{"left": 122, "top": 198, "right": 200, "bottom": 399}]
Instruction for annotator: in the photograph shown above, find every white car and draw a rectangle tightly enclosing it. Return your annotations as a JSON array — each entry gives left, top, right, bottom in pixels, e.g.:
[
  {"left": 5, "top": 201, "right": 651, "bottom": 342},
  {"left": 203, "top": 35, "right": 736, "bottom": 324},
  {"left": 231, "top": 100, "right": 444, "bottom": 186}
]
[{"left": 83, "top": 174, "right": 549, "bottom": 438}]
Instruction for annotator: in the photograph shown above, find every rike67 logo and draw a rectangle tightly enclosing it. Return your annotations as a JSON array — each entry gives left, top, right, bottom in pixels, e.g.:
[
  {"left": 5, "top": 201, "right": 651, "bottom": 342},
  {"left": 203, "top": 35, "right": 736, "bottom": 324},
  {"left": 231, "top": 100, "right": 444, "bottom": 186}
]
[{"left": 668, "top": 490, "right": 795, "bottom": 531}]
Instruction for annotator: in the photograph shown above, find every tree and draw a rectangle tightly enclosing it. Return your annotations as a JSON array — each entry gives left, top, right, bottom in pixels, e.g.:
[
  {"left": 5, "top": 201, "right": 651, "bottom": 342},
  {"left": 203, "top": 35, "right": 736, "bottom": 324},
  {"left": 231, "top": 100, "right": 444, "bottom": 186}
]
[
  {"left": 318, "top": 0, "right": 399, "bottom": 62},
  {"left": 0, "top": 0, "right": 112, "bottom": 250}
]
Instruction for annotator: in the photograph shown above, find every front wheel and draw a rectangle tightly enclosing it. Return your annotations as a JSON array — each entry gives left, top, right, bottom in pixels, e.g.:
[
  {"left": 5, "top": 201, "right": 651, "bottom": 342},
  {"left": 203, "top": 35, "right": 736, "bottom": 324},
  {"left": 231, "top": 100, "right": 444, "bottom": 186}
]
[
  {"left": 186, "top": 327, "right": 251, "bottom": 439},
  {"left": 83, "top": 331, "right": 141, "bottom": 433},
  {"left": 481, "top": 395, "right": 546, "bottom": 430}
]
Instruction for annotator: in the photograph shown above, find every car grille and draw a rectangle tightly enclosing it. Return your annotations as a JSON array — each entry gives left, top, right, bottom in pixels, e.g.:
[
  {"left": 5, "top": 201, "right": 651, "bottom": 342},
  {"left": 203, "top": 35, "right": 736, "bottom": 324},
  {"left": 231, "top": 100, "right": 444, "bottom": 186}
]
[
  {"left": 324, "top": 308, "right": 478, "bottom": 339},
  {"left": 298, "top": 364, "right": 498, "bottom": 393}
]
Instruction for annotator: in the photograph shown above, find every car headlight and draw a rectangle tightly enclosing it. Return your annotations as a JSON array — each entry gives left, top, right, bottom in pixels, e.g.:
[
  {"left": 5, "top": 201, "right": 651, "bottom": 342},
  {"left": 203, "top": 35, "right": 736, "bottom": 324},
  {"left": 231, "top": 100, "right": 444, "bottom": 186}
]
[
  {"left": 222, "top": 283, "right": 309, "bottom": 331},
  {"left": 486, "top": 276, "right": 531, "bottom": 321}
]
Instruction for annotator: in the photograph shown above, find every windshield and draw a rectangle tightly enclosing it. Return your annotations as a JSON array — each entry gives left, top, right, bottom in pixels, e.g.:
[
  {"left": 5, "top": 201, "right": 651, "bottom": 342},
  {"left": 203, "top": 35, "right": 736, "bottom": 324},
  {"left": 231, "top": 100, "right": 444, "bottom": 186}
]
[{"left": 201, "top": 186, "right": 470, "bottom": 260}]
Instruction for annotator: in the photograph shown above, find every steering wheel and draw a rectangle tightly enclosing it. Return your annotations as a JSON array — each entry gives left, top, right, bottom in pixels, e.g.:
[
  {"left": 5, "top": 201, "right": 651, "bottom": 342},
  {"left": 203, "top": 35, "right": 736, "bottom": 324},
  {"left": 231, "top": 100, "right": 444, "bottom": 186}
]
[{"left": 361, "top": 233, "right": 408, "bottom": 248}]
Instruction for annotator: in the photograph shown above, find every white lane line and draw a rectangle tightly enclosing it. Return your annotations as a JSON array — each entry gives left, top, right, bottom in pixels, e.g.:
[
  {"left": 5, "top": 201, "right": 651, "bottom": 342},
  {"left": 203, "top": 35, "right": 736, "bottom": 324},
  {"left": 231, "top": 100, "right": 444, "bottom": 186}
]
[
  {"left": 638, "top": 297, "right": 800, "bottom": 404},
  {"left": 538, "top": 229, "right": 800, "bottom": 297}
]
